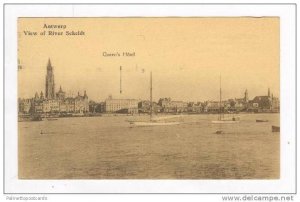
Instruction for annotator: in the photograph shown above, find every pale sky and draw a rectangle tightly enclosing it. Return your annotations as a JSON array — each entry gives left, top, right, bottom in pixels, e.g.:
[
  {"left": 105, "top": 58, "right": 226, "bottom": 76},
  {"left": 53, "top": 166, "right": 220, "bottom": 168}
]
[{"left": 18, "top": 17, "right": 279, "bottom": 102}]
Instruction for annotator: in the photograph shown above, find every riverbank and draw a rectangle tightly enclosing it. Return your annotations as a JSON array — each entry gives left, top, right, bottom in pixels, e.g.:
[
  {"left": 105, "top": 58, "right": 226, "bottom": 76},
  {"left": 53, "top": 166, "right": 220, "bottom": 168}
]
[{"left": 18, "top": 111, "right": 280, "bottom": 122}]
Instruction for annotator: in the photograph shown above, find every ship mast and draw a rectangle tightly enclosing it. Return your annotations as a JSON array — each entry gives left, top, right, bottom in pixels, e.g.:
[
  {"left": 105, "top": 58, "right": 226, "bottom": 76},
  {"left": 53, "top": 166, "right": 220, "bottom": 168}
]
[
  {"left": 150, "top": 71, "right": 153, "bottom": 120},
  {"left": 219, "top": 74, "right": 222, "bottom": 121},
  {"left": 120, "top": 66, "right": 122, "bottom": 94}
]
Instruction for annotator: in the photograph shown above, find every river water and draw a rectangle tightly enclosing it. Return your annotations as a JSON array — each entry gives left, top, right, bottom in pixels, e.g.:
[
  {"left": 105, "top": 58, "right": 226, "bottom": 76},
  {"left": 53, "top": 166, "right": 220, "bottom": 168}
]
[{"left": 18, "top": 113, "right": 279, "bottom": 179}]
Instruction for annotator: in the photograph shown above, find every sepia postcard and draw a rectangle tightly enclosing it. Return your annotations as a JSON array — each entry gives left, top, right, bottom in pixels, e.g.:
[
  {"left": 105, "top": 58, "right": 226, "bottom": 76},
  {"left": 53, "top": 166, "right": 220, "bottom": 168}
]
[{"left": 17, "top": 17, "right": 280, "bottom": 180}]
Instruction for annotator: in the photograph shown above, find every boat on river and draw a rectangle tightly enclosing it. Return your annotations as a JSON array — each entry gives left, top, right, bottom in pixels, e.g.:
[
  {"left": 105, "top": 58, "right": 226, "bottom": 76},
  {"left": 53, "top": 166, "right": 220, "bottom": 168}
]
[
  {"left": 272, "top": 125, "right": 280, "bottom": 132},
  {"left": 212, "top": 75, "right": 240, "bottom": 124},
  {"left": 256, "top": 119, "right": 268, "bottom": 122},
  {"left": 130, "top": 71, "right": 181, "bottom": 126}
]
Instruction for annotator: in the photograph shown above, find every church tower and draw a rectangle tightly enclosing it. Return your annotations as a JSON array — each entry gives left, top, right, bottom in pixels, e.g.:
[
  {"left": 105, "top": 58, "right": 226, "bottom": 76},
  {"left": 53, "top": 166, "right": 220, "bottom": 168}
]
[
  {"left": 45, "top": 58, "right": 55, "bottom": 99},
  {"left": 244, "top": 89, "right": 249, "bottom": 102}
]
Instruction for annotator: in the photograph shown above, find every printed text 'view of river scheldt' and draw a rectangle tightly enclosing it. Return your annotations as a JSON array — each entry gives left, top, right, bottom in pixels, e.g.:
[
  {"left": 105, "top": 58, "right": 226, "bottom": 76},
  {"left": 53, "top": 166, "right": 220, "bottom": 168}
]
[{"left": 18, "top": 18, "right": 280, "bottom": 179}]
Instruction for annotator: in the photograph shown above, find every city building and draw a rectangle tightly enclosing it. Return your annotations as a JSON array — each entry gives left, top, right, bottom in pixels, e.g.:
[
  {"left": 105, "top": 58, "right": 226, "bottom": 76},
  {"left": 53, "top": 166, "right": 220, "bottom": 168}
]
[
  {"left": 89, "top": 101, "right": 106, "bottom": 113},
  {"left": 56, "top": 86, "right": 66, "bottom": 100},
  {"left": 74, "top": 91, "right": 89, "bottom": 113},
  {"left": 204, "top": 89, "right": 249, "bottom": 113},
  {"left": 187, "top": 102, "right": 203, "bottom": 113},
  {"left": 18, "top": 59, "right": 89, "bottom": 115},
  {"left": 158, "top": 98, "right": 188, "bottom": 113},
  {"left": 248, "top": 88, "right": 280, "bottom": 113},
  {"left": 18, "top": 98, "right": 32, "bottom": 114},
  {"left": 64, "top": 97, "right": 76, "bottom": 113},
  {"left": 203, "top": 101, "right": 222, "bottom": 113},
  {"left": 105, "top": 96, "right": 138, "bottom": 114},
  {"left": 138, "top": 100, "right": 161, "bottom": 113}
]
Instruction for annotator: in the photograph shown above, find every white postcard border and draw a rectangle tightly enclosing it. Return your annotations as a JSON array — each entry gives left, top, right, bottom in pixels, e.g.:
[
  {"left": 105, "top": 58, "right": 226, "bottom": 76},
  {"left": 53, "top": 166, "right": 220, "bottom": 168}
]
[{"left": 4, "top": 4, "right": 296, "bottom": 193}]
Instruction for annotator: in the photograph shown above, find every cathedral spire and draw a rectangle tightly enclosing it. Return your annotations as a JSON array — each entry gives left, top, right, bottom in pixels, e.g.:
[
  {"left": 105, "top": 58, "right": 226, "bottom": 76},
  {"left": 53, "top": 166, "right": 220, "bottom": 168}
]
[
  {"left": 45, "top": 58, "right": 55, "bottom": 99},
  {"left": 47, "top": 58, "right": 52, "bottom": 70}
]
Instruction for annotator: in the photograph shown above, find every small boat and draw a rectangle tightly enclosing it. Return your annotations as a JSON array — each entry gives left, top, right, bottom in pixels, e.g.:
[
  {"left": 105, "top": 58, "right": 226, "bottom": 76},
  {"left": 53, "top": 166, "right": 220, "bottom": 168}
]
[
  {"left": 212, "top": 119, "right": 240, "bottom": 124},
  {"left": 130, "top": 71, "right": 182, "bottom": 127},
  {"left": 130, "top": 121, "right": 180, "bottom": 126},
  {"left": 212, "top": 75, "right": 239, "bottom": 124},
  {"left": 150, "top": 115, "right": 184, "bottom": 121},
  {"left": 215, "top": 130, "right": 224, "bottom": 134},
  {"left": 256, "top": 119, "right": 268, "bottom": 122},
  {"left": 272, "top": 126, "right": 280, "bottom": 132}
]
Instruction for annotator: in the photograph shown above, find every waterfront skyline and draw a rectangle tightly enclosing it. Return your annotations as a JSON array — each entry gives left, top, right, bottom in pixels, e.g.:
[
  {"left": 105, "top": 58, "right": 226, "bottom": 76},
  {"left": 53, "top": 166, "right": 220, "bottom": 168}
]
[
  {"left": 18, "top": 17, "right": 280, "bottom": 181},
  {"left": 18, "top": 17, "right": 279, "bottom": 102}
]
